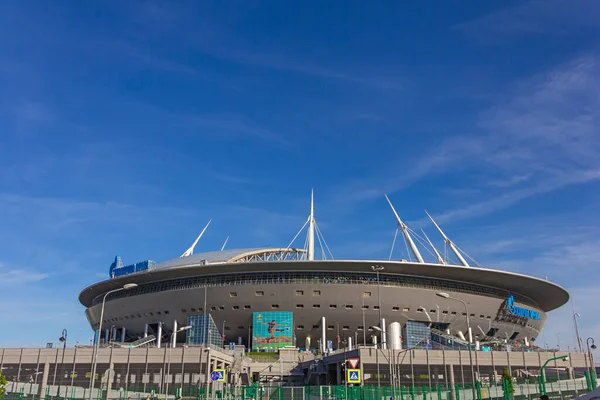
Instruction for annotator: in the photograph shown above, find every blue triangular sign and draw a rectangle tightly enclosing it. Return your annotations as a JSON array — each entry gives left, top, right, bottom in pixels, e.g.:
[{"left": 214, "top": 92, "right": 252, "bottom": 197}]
[{"left": 350, "top": 372, "right": 358, "bottom": 380}]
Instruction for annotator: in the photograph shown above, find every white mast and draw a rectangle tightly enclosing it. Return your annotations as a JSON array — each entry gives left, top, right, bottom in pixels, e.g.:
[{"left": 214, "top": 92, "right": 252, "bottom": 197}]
[
  {"left": 220, "top": 236, "right": 229, "bottom": 251},
  {"left": 421, "top": 229, "right": 445, "bottom": 265},
  {"left": 425, "top": 211, "right": 469, "bottom": 267},
  {"left": 385, "top": 194, "right": 424, "bottom": 263},
  {"left": 180, "top": 219, "right": 212, "bottom": 257},
  {"left": 307, "top": 189, "right": 315, "bottom": 261}
]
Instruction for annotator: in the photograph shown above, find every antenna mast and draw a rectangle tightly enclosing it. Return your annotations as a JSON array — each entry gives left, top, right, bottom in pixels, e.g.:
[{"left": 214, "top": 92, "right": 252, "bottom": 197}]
[
  {"left": 307, "top": 189, "right": 315, "bottom": 261},
  {"left": 385, "top": 194, "right": 424, "bottom": 263},
  {"left": 425, "top": 212, "right": 469, "bottom": 267},
  {"left": 180, "top": 219, "right": 212, "bottom": 257}
]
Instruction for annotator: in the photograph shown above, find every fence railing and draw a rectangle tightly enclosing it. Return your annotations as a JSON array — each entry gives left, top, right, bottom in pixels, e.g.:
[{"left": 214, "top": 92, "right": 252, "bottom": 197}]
[{"left": 2, "top": 378, "right": 595, "bottom": 400}]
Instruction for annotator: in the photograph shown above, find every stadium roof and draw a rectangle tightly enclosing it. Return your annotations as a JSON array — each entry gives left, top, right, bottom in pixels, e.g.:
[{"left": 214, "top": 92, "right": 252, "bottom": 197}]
[{"left": 155, "top": 248, "right": 307, "bottom": 269}]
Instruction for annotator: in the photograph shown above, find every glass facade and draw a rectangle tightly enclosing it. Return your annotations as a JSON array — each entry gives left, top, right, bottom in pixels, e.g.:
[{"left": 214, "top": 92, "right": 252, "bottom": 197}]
[
  {"left": 404, "top": 321, "right": 432, "bottom": 349},
  {"left": 186, "top": 314, "right": 222, "bottom": 347},
  {"left": 252, "top": 311, "right": 293, "bottom": 352}
]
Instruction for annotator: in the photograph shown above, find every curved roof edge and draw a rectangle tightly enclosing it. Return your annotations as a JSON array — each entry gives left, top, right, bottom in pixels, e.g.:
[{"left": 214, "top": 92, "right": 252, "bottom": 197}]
[{"left": 79, "top": 259, "right": 570, "bottom": 312}]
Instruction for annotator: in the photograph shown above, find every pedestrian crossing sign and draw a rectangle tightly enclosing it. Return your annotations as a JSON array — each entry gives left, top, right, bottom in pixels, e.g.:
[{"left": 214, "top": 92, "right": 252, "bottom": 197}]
[{"left": 347, "top": 368, "right": 361, "bottom": 383}]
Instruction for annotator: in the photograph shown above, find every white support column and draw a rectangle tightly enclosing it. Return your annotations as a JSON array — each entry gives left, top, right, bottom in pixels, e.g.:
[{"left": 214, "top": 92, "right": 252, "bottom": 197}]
[
  {"left": 172, "top": 320, "right": 178, "bottom": 348},
  {"left": 308, "top": 190, "right": 315, "bottom": 261},
  {"left": 112, "top": 327, "right": 117, "bottom": 342},
  {"left": 144, "top": 324, "right": 148, "bottom": 338},
  {"left": 157, "top": 322, "right": 163, "bottom": 348},
  {"left": 348, "top": 337, "right": 353, "bottom": 351},
  {"left": 468, "top": 327, "right": 473, "bottom": 344},
  {"left": 105, "top": 329, "right": 109, "bottom": 344},
  {"left": 321, "top": 316, "right": 326, "bottom": 354},
  {"left": 382, "top": 318, "right": 387, "bottom": 350},
  {"left": 121, "top": 327, "right": 126, "bottom": 343}
]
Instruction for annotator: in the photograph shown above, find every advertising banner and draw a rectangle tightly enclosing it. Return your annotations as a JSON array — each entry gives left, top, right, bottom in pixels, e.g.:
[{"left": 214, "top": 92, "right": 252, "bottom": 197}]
[{"left": 252, "top": 311, "right": 293, "bottom": 351}]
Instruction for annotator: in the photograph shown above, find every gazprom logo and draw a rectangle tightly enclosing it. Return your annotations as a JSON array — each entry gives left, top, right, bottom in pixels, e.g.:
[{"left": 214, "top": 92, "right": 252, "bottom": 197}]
[{"left": 507, "top": 293, "right": 540, "bottom": 320}]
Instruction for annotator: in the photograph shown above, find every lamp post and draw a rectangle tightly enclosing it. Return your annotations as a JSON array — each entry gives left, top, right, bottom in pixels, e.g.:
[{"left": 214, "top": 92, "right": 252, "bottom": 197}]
[
  {"left": 538, "top": 355, "right": 569, "bottom": 395},
  {"left": 371, "top": 326, "right": 396, "bottom": 390},
  {"left": 57, "top": 329, "right": 67, "bottom": 397},
  {"left": 371, "top": 265, "right": 384, "bottom": 389},
  {"left": 573, "top": 313, "right": 583, "bottom": 352},
  {"left": 436, "top": 292, "right": 476, "bottom": 400},
  {"left": 587, "top": 338, "right": 597, "bottom": 389},
  {"left": 165, "top": 325, "right": 192, "bottom": 397},
  {"left": 88, "top": 283, "right": 138, "bottom": 400}
]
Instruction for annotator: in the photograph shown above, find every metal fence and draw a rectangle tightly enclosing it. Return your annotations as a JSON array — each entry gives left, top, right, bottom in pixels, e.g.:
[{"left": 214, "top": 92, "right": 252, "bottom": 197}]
[{"left": 2, "top": 379, "right": 596, "bottom": 400}]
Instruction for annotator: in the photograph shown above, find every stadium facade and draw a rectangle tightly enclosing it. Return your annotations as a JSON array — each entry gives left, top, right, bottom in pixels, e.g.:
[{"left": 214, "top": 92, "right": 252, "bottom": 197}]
[{"left": 79, "top": 193, "right": 569, "bottom": 353}]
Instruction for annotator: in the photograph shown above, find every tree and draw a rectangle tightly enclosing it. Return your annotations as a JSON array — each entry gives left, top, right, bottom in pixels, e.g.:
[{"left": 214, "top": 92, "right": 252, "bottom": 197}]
[
  {"left": 501, "top": 367, "right": 515, "bottom": 399},
  {"left": 0, "top": 371, "right": 7, "bottom": 399}
]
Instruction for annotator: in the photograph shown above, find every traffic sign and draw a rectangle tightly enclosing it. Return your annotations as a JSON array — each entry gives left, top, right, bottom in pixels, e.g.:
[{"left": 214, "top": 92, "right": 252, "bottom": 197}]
[
  {"left": 347, "top": 369, "right": 361, "bottom": 383},
  {"left": 210, "top": 369, "right": 226, "bottom": 382},
  {"left": 347, "top": 358, "right": 360, "bottom": 369}
]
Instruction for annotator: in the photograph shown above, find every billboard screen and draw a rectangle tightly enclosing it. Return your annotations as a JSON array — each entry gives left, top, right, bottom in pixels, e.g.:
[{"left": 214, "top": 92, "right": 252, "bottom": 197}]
[{"left": 252, "top": 311, "right": 293, "bottom": 351}]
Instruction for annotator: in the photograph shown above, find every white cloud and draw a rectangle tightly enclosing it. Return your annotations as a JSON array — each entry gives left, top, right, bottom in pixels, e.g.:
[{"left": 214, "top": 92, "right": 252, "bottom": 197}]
[{"left": 0, "top": 263, "right": 47, "bottom": 284}]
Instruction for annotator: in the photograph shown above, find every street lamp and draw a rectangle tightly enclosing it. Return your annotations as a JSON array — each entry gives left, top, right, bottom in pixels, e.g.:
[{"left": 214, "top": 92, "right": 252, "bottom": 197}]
[
  {"left": 371, "top": 265, "right": 385, "bottom": 389},
  {"left": 165, "top": 325, "right": 192, "bottom": 396},
  {"left": 436, "top": 292, "right": 476, "bottom": 400},
  {"left": 88, "top": 283, "right": 138, "bottom": 400},
  {"left": 371, "top": 326, "right": 396, "bottom": 389},
  {"left": 587, "top": 338, "right": 597, "bottom": 389},
  {"left": 57, "top": 329, "right": 68, "bottom": 397},
  {"left": 573, "top": 313, "right": 583, "bottom": 352},
  {"left": 538, "top": 355, "right": 569, "bottom": 395}
]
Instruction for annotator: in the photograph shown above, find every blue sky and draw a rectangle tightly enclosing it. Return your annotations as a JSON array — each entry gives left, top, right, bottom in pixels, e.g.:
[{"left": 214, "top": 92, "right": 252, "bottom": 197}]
[{"left": 1, "top": 0, "right": 599, "bottom": 350}]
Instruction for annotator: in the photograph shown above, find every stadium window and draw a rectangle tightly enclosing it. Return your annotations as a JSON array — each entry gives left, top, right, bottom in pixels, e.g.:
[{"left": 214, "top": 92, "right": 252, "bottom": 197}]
[
  {"left": 244, "top": 305, "right": 251, "bottom": 309},
  {"left": 363, "top": 292, "right": 372, "bottom": 297},
  {"left": 313, "top": 304, "right": 321, "bottom": 308},
  {"left": 210, "top": 306, "right": 216, "bottom": 311},
  {"left": 296, "top": 304, "right": 304, "bottom": 308},
  {"left": 232, "top": 306, "right": 239, "bottom": 310},
  {"left": 329, "top": 304, "right": 337, "bottom": 309},
  {"left": 255, "top": 291, "right": 264, "bottom": 296},
  {"left": 470, "top": 313, "right": 475, "bottom": 317},
  {"left": 486, "top": 316, "right": 491, "bottom": 319},
  {"left": 313, "top": 290, "right": 321, "bottom": 296},
  {"left": 181, "top": 309, "right": 187, "bottom": 313},
  {"left": 164, "top": 310, "right": 169, "bottom": 314},
  {"left": 373, "top": 306, "right": 380, "bottom": 310},
  {"left": 157, "top": 312, "right": 161, "bottom": 315},
  {"left": 271, "top": 304, "right": 279, "bottom": 309},
  {"left": 392, "top": 307, "right": 400, "bottom": 311},
  {"left": 451, "top": 311, "right": 457, "bottom": 315},
  {"left": 403, "top": 307, "right": 410, "bottom": 312},
  {"left": 327, "top": 325, "right": 334, "bottom": 330},
  {"left": 343, "top": 326, "right": 350, "bottom": 330},
  {"left": 442, "top": 311, "right": 448, "bottom": 315},
  {"left": 225, "top": 326, "right": 231, "bottom": 331},
  {"left": 297, "top": 325, "right": 304, "bottom": 330},
  {"left": 190, "top": 308, "right": 196, "bottom": 312},
  {"left": 296, "top": 290, "right": 304, "bottom": 296},
  {"left": 312, "top": 325, "right": 319, "bottom": 329},
  {"left": 358, "top": 326, "right": 364, "bottom": 330},
  {"left": 417, "top": 308, "right": 424, "bottom": 313},
  {"left": 237, "top": 325, "right": 244, "bottom": 329},
  {"left": 362, "top": 305, "right": 369, "bottom": 310},
  {"left": 219, "top": 306, "right": 225, "bottom": 310},
  {"left": 430, "top": 310, "right": 436, "bottom": 313},
  {"left": 230, "top": 292, "right": 237, "bottom": 297},
  {"left": 137, "top": 313, "right": 141, "bottom": 318},
  {"left": 125, "top": 316, "right": 129, "bottom": 320},
  {"left": 149, "top": 312, "right": 154, "bottom": 316},
  {"left": 479, "top": 315, "right": 485, "bottom": 319},
  {"left": 198, "top": 307, "right": 203, "bottom": 312},
  {"left": 462, "top": 313, "right": 467, "bottom": 316},
  {"left": 346, "top": 305, "right": 353, "bottom": 309}
]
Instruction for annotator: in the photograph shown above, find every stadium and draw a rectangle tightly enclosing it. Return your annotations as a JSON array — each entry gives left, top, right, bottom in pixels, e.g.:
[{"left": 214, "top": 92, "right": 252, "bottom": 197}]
[{"left": 79, "top": 193, "right": 569, "bottom": 353}]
